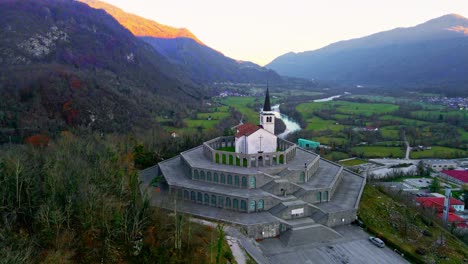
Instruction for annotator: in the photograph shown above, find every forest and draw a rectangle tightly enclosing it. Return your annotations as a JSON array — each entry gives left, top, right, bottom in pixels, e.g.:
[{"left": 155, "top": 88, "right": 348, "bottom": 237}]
[{"left": 0, "top": 128, "right": 233, "bottom": 263}]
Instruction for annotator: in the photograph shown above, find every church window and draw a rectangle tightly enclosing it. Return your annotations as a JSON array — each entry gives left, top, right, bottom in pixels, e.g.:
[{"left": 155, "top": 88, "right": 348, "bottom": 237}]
[
  {"left": 235, "top": 175, "right": 240, "bottom": 186},
  {"left": 250, "top": 177, "right": 256, "bottom": 188},
  {"left": 197, "top": 192, "right": 202, "bottom": 202},
  {"left": 200, "top": 171, "right": 205, "bottom": 181},
  {"left": 240, "top": 200, "right": 247, "bottom": 211},
  {"left": 213, "top": 173, "right": 219, "bottom": 183},
  {"left": 299, "top": 172, "right": 305, "bottom": 183},
  {"left": 249, "top": 200, "right": 256, "bottom": 211},
  {"left": 323, "top": 191, "right": 329, "bottom": 201},
  {"left": 191, "top": 191, "right": 196, "bottom": 201},
  {"left": 258, "top": 199, "right": 264, "bottom": 210},
  {"left": 184, "top": 190, "right": 189, "bottom": 200},
  {"left": 242, "top": 177, "right": 247, "bottom": 188},
  {"left": 228, "top": 175, "right": 233, "bottom": 185},
  {"left": 221, "top": 174, "right": 226, "bottom": 184},
  {"left": 207, "top": 171, "right": 212, "bottom": 182},
  {"left": 226, "top": 197, "right": 231, "bottom": 208},
  {"left": 233, "top": 199, "right": 239, "bottom": 209},
  {"left": 211, "top": 195, "right": 217, "bottom": 206},
  {"left": 194, "top": 170, "right": 199, "bottom": 179},
  {"left": 204, "top": 194, "right": 209, "bottom": 205},
  {"left": 218, "top": 197, "right": 224, "bottom": 208}
]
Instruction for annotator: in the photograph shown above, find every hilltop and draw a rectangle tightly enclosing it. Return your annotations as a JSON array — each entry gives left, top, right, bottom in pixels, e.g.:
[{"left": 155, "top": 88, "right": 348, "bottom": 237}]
[{"left": 80, "top": 0, "right": 282, "bottom": 84}]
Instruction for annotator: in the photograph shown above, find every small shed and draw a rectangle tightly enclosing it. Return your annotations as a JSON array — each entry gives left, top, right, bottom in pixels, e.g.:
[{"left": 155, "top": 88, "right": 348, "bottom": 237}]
[{"left": 298, "top": 138, "right": 320, "bottom": 149}]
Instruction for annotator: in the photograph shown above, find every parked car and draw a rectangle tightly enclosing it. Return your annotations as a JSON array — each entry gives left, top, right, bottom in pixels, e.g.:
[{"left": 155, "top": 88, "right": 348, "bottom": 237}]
[{"left": 369, "top": 236, "right": 385, "bottom": 248}]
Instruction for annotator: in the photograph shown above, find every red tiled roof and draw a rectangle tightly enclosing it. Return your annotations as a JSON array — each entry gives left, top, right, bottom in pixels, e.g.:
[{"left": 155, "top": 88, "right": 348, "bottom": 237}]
[
  {"left": 415, "top": 197, "right": 464, "bottom": 212},
  {"left": 235, "top": 123, "right": 262, "bottom": 138},
  {"left": 436, "top": 212, "right": 465, "bottom": 223},
  {"left": 442, "top": 170, "right": 468, "bottom": 183}
]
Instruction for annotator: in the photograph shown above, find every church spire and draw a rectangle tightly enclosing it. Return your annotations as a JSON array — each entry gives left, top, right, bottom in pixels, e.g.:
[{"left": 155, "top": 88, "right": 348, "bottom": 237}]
[{"left": 263, "top": 86, "right": 271, "bottom": 112}]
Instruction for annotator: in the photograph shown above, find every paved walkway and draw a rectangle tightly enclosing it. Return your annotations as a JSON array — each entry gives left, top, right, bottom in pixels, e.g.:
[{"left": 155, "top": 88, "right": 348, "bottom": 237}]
[
  {"left": 190, "top": 218, "right": 270, "bottom": 264},
  {"left": 225, "top": 226, "right": 271, "bottom": 264}
]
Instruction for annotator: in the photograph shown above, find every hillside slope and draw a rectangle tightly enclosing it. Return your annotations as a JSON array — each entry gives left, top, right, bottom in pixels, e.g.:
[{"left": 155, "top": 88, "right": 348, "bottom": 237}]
[
  {"left": 267, "top": 14, "right": 468, "bottom": 92},
  {"left": 0, "top": 0, "right": 202, "bottom": 143},
  {"left": 80, "top": 0, "right": 282, "bottom": 84}
]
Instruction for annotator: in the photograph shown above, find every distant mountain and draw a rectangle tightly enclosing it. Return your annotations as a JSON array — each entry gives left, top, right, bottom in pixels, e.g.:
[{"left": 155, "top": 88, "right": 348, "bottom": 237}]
[
  {"left": 267, "top": 14, "right": 468, "bottom": 92},
  {"left": 80, "top": 0, "right": 282, "bottom": 84},
  {"left": 0, "top": 0, "right": 202, "bottom": 142},
  {"left": 79, "top": 0, "right": 203, "bottom": 44}
]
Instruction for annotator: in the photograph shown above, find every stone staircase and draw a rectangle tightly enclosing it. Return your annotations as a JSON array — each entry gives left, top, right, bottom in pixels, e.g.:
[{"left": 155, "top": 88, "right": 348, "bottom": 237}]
[{"left": 279, "top": 223, "right": 342, "bottom": 246}]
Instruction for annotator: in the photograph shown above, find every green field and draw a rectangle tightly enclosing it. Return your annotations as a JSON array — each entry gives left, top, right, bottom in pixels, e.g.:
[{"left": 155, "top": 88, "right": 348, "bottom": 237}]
[
  {"left": 219, "top": 96, "right": 259, "bottom": 123},
  {"left": 339, "top": 159, "right": 368, "bottom": 166},
  {"left": 297, "top": 101, "right": 399, "bottom": 118},
  {"left": 410, "top": 146, "right": 467, "bottom": 159},
  {"left": 314, "top": 136, "right": 348, "bottom": 145},
  {"left": 322, "top": 151, "right": 350, "bottom": 161},
  {"left": 351, "top": 146, "right": 404, "bottom": 158},
  {"left": 305, "top": 117, "right": 345, "bottom": 132},
  {"left": 380, "top": 115, "right": 431, "bottom": 126}
]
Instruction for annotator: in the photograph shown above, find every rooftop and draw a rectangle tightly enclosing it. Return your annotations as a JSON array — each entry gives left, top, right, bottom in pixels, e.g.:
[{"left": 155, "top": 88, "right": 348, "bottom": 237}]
[
  {"left": 416, "top": 197, "right": 464, "bottom": 212},
  {"left": 235, "top": 123, "right": 262, "bottom": 138},
  {"left": 442, "top": 170, "right": 468, "bottom": 183}
]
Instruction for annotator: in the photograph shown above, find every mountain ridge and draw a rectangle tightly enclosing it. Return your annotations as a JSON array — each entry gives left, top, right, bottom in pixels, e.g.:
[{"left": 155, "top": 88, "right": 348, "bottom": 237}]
[
  {"left": 267, "top": 14, "right": 468, "bottom": 93},
  {"left": 0, "top": 0, "right": 203, "bottom": 142},
  {"left": 79, "top": 0, "right": 204, "bottom": 45},
  {"left": 79, "top": 0, "right": 282, "bottom": 84}
]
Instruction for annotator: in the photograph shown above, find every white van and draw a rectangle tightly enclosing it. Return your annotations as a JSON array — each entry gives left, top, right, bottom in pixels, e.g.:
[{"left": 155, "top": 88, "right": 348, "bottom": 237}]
[{"left": 369, "top": 236, "right": 385, "bottom": 248}]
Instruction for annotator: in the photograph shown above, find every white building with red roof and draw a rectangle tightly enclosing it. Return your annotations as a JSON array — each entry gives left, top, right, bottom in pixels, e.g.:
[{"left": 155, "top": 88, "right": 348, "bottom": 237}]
[
  {"left": 441, "top": 170, "right": 468, "bottom": 184},
  {"left": 416, "top": 197, "right": 465, "bottom": 212},
  {"left": 235, "top": 88, "right": 277, "bottom": 154}
]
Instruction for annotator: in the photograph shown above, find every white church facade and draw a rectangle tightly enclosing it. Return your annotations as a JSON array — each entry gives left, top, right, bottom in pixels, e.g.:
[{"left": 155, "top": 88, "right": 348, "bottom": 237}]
[{"left": 140, "top": 88, "right": 366, "bottom": 243}]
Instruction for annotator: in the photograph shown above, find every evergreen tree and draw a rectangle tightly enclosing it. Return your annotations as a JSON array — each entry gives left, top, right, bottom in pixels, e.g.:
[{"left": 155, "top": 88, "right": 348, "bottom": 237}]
[{"left": 429, "top": 177, "right": 441, "bottom": 193}]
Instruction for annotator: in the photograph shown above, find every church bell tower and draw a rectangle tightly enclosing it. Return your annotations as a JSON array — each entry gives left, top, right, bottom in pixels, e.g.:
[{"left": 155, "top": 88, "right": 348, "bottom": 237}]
[{"left": 260, "top": 87, "right": 275, "bottom": 134}]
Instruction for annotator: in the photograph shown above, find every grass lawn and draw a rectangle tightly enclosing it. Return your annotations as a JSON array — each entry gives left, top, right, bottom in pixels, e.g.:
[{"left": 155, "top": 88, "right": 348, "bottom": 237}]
[
  {"left": 322, "top": 151, "right": 349, "bottom": 161},
  {"left": 380, "top": 115, "right": 431, "bottom": 126},
  {"left": 411, "top": 110, "right": 468, "bottom": 121},
  {"left": 359, "top": 185, "right": 468, "bottom": 263},
  {"left": 351, "top": 146, "right": 404, "bottom": 158},
  {"left": 305, "top": 117, "right": 344, "bottom": 132},
  {"left": 339, "top": 158, "right": 368, "bottom": 166},
  {"left": 197, "top": 112, "right": 230, "bottom": 120},
  {"left": 380, "top": 126, "right": 401, "bottom": 140},
  {"left": 347, "top": 94, "right": 398, "bottom": 103},
  {"left": 217, "top": 146, "right": 235, "bottom": 152},
  {"left": 185, "top": 119, "right": 218, "bottom": 129},
  {"left": 410, "top": 146, "right": 468, "bottom": 159},
  {"left": 314, "top": 136, "right": 348, "bottom": 146},
  {"left": 297, "top": 100, "right": 399, "bottom": 118},
  {"left": 220, "top": 96, "right": 259, "bottom": 123}
]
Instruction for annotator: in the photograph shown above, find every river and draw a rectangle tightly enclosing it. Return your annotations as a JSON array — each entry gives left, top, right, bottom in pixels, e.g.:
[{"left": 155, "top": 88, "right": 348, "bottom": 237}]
[
  {"left": 271, "top": 104, "right": 301, "bottom": 139},
  {"left": 313, "top": 94, "right": 342, "bottom": 102},
  {"left": 269, "top": 94, "right": 344, "bottom": 138}
]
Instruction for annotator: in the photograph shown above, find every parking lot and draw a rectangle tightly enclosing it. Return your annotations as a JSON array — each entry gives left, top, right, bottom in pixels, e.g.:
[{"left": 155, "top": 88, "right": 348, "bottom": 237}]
[
  {"left": 404, "top": 178, "right": 432, "bottom": 188},
  {"left": 258, "top": 225, "right": 408, "bottom": 264}
]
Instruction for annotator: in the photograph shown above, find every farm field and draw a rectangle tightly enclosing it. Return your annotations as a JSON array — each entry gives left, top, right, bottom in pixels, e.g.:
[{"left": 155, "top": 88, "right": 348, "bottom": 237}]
[
  {"left": 297, "top": 101, "right": 399, "bottom": 117},
  {"left": 218, "top": 96, "right": 259, "bottom": 123},
  {"left": 156, "top": 90, "right": 467, "bottom": 160},
  {"left": 410, "top": 146, "right": 468, "bottom": 159},
  {"left": 351, "top": 146, "right": 405, "bottom": 158},
  {"left": 295, "top": 94, "right": 468, "bottom": 159}
]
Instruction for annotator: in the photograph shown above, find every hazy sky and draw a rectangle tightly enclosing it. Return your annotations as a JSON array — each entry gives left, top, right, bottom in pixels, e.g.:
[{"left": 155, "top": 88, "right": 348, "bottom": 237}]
[{"left": 105, "top": 0, "right": 468, "bottom": 66}]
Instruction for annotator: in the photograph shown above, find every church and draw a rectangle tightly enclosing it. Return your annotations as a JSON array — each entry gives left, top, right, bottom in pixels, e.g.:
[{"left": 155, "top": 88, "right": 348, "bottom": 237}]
[{"left": 139, "top": 89, "right": 366, "bottom": 243}]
